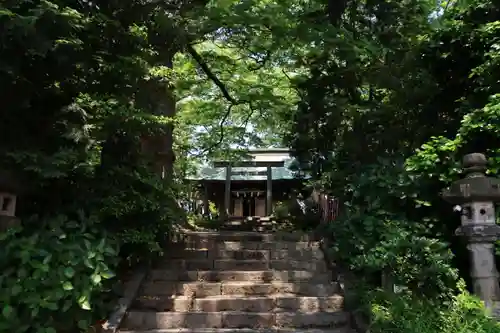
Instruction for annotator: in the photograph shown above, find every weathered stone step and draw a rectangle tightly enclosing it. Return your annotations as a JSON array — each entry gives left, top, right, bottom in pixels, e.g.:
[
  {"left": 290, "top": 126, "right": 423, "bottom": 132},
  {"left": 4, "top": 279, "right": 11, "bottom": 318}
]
[
  {"left": 220, "top": 225, "right": 275, "bottom": 232},
  {"left": 119, "top": 328, "right": 353, "bottom": 333},
  {"left": 218, "top": 241, "right": 320, "bottom": 251},
  {"left": 165, "top": 249, "right": 323, "bottom": 261},
  {"left": 155, "top": 259, "right": 326, "bottom": 271},
  {"left": 167, "top": 249, "right": 270, "bottom": 260},
  {"left": 181, "top": 231, "right": 317, "bottom": 243},
  {"left": 148, "top": 270, "right": 331, "bottom": 283},
  {"left": 140, "top": 282, "right": 339, "bottom": 297},
  {"left": 176, "top": 241, "right": 320, "bottom": 252},
  {"left": 134, "top": 294, "right": 344, "bottom": 312},
  {"left": 156, "top": 259, "right": 267, "bottom": 271},
  {"left": 122, "top": 311, "right": 349, "bottom": 330}
]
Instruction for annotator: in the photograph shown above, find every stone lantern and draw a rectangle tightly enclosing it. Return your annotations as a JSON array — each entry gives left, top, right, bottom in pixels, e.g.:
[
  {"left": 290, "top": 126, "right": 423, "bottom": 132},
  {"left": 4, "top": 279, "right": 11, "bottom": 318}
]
[
  {"left": 441, "top": 153, "right": 500, "bottom": 314},
  {"left": 0, "top": 170, "right": 22, "bottom": 230}
]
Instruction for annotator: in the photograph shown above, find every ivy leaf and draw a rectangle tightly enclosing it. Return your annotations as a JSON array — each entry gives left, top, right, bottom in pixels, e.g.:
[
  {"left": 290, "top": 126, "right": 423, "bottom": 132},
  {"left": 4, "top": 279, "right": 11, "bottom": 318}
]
[
  {"left": 64, "top": 267, "right": 75, "bottom": 278},
  {"left": 80, "top": 300, "right": 91, "bottom": 311},
  {"left": 62, "top": 281, "right": 73, "bottom": 290},
  {"left": 91, "top": 274, "right": 101, "bottom": 285},
  {"left": 101, "top": 270, "right": 115, "bottom": 279},
  {"left": 78, "top": 295, "right": 91, "bottom": 310}
]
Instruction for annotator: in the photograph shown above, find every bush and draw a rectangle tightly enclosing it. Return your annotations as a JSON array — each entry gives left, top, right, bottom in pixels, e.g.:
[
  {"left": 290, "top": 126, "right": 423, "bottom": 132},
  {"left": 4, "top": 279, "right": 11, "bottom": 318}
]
[
  {"left": 0, "top": 214, "right": 119, "bottom": 333},
  {"left": 273, "top": 198, "right": 321, "bottom": 231},
  {"left": 94, "top": 165, "right": 183, "bottom": 265},
  {"left": 187, "top": 212, "right": 222, "bottom": 230},
  {"left": 369, "top": 283, "right": 500, "bottom": 333}
]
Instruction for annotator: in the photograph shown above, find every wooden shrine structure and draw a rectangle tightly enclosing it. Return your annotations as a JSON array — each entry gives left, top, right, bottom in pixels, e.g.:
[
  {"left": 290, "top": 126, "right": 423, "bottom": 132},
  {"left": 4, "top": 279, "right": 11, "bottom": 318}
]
[{"left": 188, "top": 148, "right": 304, "bottom": 220}]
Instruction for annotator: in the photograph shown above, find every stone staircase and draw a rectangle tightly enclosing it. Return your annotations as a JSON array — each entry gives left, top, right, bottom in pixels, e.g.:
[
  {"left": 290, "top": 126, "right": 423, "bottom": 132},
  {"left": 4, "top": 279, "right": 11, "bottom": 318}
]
[{"left": 119, "top": 231, "right": 352, "bottom": 333}]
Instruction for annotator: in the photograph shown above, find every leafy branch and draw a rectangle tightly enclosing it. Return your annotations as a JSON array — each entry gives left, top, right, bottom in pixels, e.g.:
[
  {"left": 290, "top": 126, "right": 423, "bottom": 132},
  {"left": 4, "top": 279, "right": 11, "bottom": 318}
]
[{"left": 185, "top": 43, "right": 256, "bottom": 153}]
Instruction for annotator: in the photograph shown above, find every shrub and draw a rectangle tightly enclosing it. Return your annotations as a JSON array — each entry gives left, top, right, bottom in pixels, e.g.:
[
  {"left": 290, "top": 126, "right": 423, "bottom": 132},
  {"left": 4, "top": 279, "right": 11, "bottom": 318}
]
[
  {"left": 187, "top": 212, "right": 222, "bottom": 230},
  {"left": 0, "top": 214, "right": 119, "bottom": 333},
  {"left": 94, "top": 165, "right": 183, "bottom": 265},
  {"left": 369, "top": 282, "right": 500, "bottom": 333}
]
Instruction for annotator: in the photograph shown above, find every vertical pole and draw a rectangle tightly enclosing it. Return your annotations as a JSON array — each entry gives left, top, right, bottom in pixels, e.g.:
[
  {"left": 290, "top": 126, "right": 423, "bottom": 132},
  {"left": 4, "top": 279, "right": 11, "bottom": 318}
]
[
  {"left": 266, "top": 166, "right": 272, "bottom": 216},
  {"left": 224, "top": 164, "right": 231, "bottom": 218},
  {"left": 203, "top": 182, "right": 209, "bottom": 216}
]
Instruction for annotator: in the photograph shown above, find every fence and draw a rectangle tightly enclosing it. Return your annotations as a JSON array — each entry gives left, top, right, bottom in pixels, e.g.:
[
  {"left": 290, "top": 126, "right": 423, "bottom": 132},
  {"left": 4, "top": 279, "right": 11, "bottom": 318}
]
[{"left": 315, "top": 193, "right": 340, "bottom": 223}]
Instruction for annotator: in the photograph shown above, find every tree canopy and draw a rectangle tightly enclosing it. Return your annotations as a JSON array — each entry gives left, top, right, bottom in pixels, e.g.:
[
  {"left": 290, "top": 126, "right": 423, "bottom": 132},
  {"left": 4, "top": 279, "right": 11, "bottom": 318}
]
[{"left": 3, "top": 0, "right": 500, "bottom": 332}]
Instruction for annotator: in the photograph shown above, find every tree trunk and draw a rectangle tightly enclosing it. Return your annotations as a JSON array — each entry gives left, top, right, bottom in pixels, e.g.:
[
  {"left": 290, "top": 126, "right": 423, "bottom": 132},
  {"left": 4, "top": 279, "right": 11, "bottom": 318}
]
[{"left": 137, "top": 52, "right": 176, "bottom": 180}]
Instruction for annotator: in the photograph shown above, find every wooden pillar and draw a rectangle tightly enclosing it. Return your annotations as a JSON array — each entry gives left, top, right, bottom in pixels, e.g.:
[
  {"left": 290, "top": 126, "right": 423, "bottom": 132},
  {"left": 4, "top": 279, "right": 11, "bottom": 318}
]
[
  {"left": 266, "top": 166, "right": 272, "bottom": 216},
  {"left": 224, "top": 165, "right": 231, "bottom": 217},
  {"left": 203, "top": 182, "right": 209, "bottom": 216}
]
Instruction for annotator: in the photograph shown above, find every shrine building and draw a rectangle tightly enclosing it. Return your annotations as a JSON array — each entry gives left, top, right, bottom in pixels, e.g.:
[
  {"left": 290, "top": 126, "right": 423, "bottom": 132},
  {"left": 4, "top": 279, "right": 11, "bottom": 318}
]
[{"left": 189, "top": 148, "right": 304, "bottom": 219}]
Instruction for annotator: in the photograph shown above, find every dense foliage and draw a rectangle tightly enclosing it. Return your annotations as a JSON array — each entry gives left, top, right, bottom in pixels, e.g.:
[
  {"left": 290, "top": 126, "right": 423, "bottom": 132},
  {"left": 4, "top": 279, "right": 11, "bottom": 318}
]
[
  {"left": 280, "top": 0, "right": 500, "bottom": 331},
  {"left": 0, "top": 0, "right": 197, "bottom": 331},
  {"left": 369, "top": 283, "right": 500, "bottom": 333},
  {"left": 3, "top": 0, "right": 500, "bottom": 332},
  {"left": 0, "top": 215, "right": 118, "bottom": 333}
]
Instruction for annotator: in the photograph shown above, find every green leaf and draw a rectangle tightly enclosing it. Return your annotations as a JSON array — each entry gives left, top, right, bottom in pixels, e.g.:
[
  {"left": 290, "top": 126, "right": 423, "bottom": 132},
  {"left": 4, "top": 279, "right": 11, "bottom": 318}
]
[
  {"left": 42, "top": 254, "right": 52, "bottom": 264},
  {"left": 97, "top": 238, "right": 105, "bottom": 251},
  {"left": 78, "top": 295, "right": 91, "bottom": 310},
  {"left": 62, "top": 300, "right": 72, "bottom": 312},
  {"left": 101, "top": 270, "right": 116, "bottom": 279},
  {"left": 104, "top": 246, "right": 117, "bottom": 255},
  {"left": 46, "top": 302, "right": 58, "bottom": 310},
  {"left": 83, "top": 258, "right": 95, "bottom": 269},
  {"left": 91, "top": 274, "right": 101, "bottom": 284},
  {"left": 2, "top": 305, "right": 13, "bottom": 318},
  {"left": 80, "top": 300, "right": 91, "bottom": 311},
  {"left": 62, "top": 281, "right": 74, "bottom": 290},
  {"left": 11, "top": 285, "right": 22, "bottom": 296},
  {"left": 64, "top": 267, "right": 75, "bottom": 278}
]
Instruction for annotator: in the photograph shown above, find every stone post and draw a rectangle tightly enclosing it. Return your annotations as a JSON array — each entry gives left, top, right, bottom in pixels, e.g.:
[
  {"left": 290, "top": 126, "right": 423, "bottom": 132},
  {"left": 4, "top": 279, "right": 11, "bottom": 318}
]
[
  {"left": 266, "top": 166, "right": 273, "bottom": 216},
  {"left": 441, "top": 153, "right": 500, "bottom": 314},
  {"left": 203, "top": 182, "right": 209, "bottom": 216},
  {"left": 224, "top": 165, "right": 231, "bottom": 218}
]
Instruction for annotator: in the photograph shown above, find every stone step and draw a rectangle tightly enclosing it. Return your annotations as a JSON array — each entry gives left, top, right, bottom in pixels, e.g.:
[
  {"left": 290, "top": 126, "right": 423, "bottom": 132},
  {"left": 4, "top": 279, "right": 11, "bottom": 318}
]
[
  {"left": 181, "top": 231, "right": 317, "bottom": 243},
  {"left": 218, "top": 241, "right": 320, "bottom": 251},
  {"left": 175, "top": 241, "right": 321, "bottom": 252},
  {"left": 140, "top": 282, "right": 339, "bottom": 298},
  {"left": 134, "top": 294, "right": 344, "bottom": 312},
  {"left": 148, "top": 270, "right": 332, "bottom": 283},
  {"left": 165, "top": 249, "right": 323, "bottom": 261},
  {"left": 119, "top": 328, "right": 353, "bottom": 333},
  {"left": 155, "top": 259, "right": 327, "bottom": 271},
  {"left": 166, "top": 249, "right": 269, "bottom": 260},
  {"left": 122, "top": 311, "right": 350, "bottom": 330}
]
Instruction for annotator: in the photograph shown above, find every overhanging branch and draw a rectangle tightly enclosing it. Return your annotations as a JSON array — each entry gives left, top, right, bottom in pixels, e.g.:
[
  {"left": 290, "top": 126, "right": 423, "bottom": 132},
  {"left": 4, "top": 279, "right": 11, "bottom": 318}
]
[
  {"left": 186, "top": 44, "right": 238, "bottom": 104},
  {"left": 186, "top": 43, "right": 256, "bottom": 154}
]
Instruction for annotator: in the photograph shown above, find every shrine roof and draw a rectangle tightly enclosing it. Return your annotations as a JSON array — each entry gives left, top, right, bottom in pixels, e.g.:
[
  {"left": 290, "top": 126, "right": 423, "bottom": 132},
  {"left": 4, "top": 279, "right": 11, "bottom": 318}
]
[{"left": 188, "top": 158, "right": 307, "bottom": 181}]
